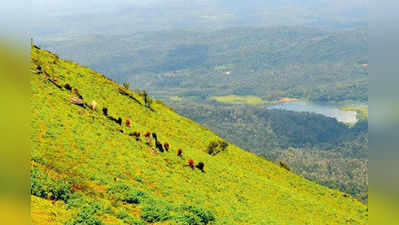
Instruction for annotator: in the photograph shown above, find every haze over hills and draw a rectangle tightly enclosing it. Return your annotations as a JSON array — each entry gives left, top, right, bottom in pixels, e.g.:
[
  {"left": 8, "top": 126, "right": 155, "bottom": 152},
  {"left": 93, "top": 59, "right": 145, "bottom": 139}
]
[
  {"left": 38, "top": 26, "right": 367, "bottom": 103},
  {"left": 31, "top": 46, "right": 367, "bottom": 224},
  {"left": 31, "top": 0, "right": 367, "bottom": 37}
]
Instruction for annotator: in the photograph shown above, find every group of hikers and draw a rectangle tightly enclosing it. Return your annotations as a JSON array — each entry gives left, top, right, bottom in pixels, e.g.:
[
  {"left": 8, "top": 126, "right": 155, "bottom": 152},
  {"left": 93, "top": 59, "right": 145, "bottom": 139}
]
[
  {"left": 120, "top": 121, "right": 205, "bottom": 173},
  {"left": 35, "top": 61, "right": 206, "bottom": 173}
]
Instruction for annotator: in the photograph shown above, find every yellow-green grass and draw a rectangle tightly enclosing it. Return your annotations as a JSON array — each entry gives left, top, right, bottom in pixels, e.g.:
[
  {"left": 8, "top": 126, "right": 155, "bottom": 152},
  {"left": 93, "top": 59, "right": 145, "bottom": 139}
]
[
  {"left": 209, "top": 95, "right": 298, "bottom": 105},
  {"left": 341, "top": 107, "right": 368, "bottom": 120},
  {"left": 209, "top": 95, "right": 267, "bottom": 105},
  {"left": 31, "top": 47, "right": 367, "bottom": 224}
]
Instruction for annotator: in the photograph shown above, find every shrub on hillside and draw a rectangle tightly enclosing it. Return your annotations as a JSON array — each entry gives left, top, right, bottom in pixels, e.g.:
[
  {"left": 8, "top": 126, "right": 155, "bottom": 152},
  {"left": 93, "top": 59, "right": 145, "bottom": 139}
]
[
  {"left": 107, "top": 183, "right": 146, "bottom": 204},
  {"left": 279, "top": 161, "right": 291, "bottom": 171},
  {"left": 123, "top": 82, "right": 130, "bottom": 90},
  {"left": 182, "top": 205, "right": 215, "bottom": 224},
  {"left": 65, "top": 203, "right": 103, "bottom": 225},
  {"left": 66, "top": 192, "right": 87, "bottom": 209},
  {"left": 175, "top": 213, "right": 202, "bottom": 225},
  {"left": 123, "top": 190, "right": 146, "bottom": 204},
  {"left": 174, "top": 205, "right": 216, "bottom": 225},
  {"left": 122, "top": 217, "right": 146, "bottom": 225},
  {"left": 206, "top": 140, "right": 229, "bottom": 156},
  {"left": 141, "top": 206, "right": 170, "bottom": 223},
  {"left": 31, "top": 167, "right": 73, "bottom": 202},
  {"left": 116, "top": 209, "right": 146, "bottom": 225}
]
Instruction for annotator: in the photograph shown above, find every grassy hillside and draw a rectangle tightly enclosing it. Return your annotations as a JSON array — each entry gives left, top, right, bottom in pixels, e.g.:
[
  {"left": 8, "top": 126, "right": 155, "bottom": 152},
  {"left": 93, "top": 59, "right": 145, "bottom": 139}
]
[
  {"left": 171, "top": 102, "right": 368, "bottom": 203},
  {"left": 31, "top": 46, "right": 367, "bottom": 224}
]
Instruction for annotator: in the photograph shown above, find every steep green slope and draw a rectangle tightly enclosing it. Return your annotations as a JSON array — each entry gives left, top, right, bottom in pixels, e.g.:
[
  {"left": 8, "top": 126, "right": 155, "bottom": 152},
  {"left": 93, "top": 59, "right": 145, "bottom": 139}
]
[
  {"left": 171, "top": 102, "right": 368, "bottom": 203},
  {"left": 31, "top": 47, "right": 367, "bottom": 225}
]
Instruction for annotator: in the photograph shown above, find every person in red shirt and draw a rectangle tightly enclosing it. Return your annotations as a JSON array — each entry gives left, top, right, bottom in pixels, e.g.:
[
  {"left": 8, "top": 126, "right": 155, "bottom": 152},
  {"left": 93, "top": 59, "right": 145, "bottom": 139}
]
[
  {"left": 188, "top": 159, "right": 194, "bottom": 169},
  {"left": 164, "top": 142, "right": 169, "bottom": 151},
  {"left": 126, "top": 119, "right": 131, "bottom": 128},
  {"left": 144, "top": 130, "right": 151, "bottom": 137},
  {"left": 177, "top": 149, "right": 183, "bottom": 157}
]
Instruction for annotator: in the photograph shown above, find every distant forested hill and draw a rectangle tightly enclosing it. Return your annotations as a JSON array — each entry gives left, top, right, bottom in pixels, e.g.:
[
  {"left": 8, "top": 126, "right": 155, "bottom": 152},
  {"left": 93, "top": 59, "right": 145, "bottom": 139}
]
[{"left": 38, "top": 27, "right": 368, "bottom": 103}]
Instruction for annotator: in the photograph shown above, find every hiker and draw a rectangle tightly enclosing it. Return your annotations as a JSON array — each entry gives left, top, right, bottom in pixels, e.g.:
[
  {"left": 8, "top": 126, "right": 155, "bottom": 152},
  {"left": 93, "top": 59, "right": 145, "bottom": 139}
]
[
  {"left": 117, "top": 117, "right": 122, "bottom": 125},
  {"left": 70, "top": 97, "right": 85, "bottom": 108},
  {"left": 196, "top": 162, "right": 205, "bottom": 172},
  {"left": 89, "top": 100, "right": 97, "bottom": 110},
  {"left": 73, "top": 88, "right": 83, "bottom": 99},
  {"left": 64, "top": 83, "right": 72, "bottom": 91},
  {"left": 155, "top": 140, "right": 164, "bottom": 152},
  {"left": 102, "top": 107, "right": 108, "bottom": 116},
  {"left": 135, "top": 131, "right": 141, "bottom": 141},
  {"left": 152, "top": 132, "right": 158, "bottom": 141},
  {"left": 164, "top": 142, "right": 169, "bottom": 151},
  {"left": 188, "top": 159, "right": 194, "bottom": 169},
  {"left": 126, "top": 119, "right": 131, "bottom": 128},
  {"left": 177, "top": 149, "right": 183, "bottom": 157},
  {"left": 145, "top": 136, "right": 152, "bottom": 146},
  {"left": 130, "top": 131, "right": 141, "bottom": 141},
  {"left": 144, "top": 130, "right": 151, "bottom": 138}
]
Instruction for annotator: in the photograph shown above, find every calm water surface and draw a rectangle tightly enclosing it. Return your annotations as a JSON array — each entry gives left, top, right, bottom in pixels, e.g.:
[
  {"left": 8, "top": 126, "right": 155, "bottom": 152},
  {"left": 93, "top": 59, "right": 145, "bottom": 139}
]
[{"left": 268, "top": 101, "right": 364, "bottom": 124}]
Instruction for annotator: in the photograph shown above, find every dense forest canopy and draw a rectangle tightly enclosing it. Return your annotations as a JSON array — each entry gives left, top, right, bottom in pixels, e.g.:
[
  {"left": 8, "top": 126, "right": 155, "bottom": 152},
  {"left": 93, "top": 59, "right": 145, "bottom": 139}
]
[{"left": 38, "top": 27, "right": 367, "bottom": 103}]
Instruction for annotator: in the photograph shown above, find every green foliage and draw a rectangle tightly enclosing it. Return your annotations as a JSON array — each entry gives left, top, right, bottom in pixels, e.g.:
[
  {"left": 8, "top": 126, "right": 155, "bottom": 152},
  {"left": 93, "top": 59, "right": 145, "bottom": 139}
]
[
  {"left": 122, "top": 82, "right": 130, "bottom": 90},
  {"left": 140, "top": 206, "right": 170, "bottom": 223},
  {"left": 173, "top": 102, "right": 368, "bottom": 202},
  {"left": 122, "top": 217, "right": 145, "bottom": 225},
  {"left": 31, "top": 46, "right": 368, "bottom": 225},
  {"left": 206, "top": 140, "right": 228, "bottom": 156},
  {"left": 181, "top": 205, "right": 215, "bottom": 224},
  {"left": 279, "top": 161, "right": 291, "bottom": 171},
  {"left": 107, "top": 183, "right": 146, "bottom": 204},
  {"left": 175, "top": 213, "right": 203, "bottom": 225},
  {"left": 65, "top": 204, "right": 103, "bottom": 225},
  {"left": 209, "top": 95, "right": 266, "bottom": 105},
  {"left": 31, "top": 167, "right": 73, "bottom": 202},
  {"left": 138, "top": 90, "right": 152, "bottom": 108},
  {"left": 66, "top": 193, "right": 87, "bottom": 209}
]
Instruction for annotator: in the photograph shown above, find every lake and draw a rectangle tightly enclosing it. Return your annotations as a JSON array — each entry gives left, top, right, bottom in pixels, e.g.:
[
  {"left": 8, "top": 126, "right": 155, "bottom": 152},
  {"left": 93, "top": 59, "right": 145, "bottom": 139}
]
[{"left": 268, "top": 101, "right": 362, "bottom": 124}]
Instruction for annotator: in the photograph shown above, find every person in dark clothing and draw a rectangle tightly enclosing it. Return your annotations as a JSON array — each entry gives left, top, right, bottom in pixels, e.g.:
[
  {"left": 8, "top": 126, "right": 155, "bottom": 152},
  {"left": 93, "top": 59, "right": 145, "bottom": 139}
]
[
  {"left": 177, "top": 149, "right": 183, "bottom": 157},
  {"left": 196, "top": 162, "right": 205, "bottom": 172},
  {"left": 152, "top": 132, "right": 157, "bottom": 141},
  {"left": 73, "top": 88, "right": 83, "bottom": 99},
  {"left": 64, "top": 83, "right": 72, "bottom": 91},
  {"left": 102, "top": 107, "right": 108, "bottom": 116},
  {"left": 117, "top": 117, "right": 122, "bottom": 125},
  {"left": 130, "top": 131, "right": 140, "bottom": 141},
  {"left": 155, "top": 140, "right": 164, "bottom": 152}
]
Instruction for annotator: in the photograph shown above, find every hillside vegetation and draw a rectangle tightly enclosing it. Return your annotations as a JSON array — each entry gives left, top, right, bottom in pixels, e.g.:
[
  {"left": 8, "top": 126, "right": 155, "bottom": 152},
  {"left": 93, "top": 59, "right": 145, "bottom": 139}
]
[
  {"left": 31, "top": 46, "right": 367, "bottom": 224},
  {"left": 171, "top": 102, "right": 368, "bottom": 203}
]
